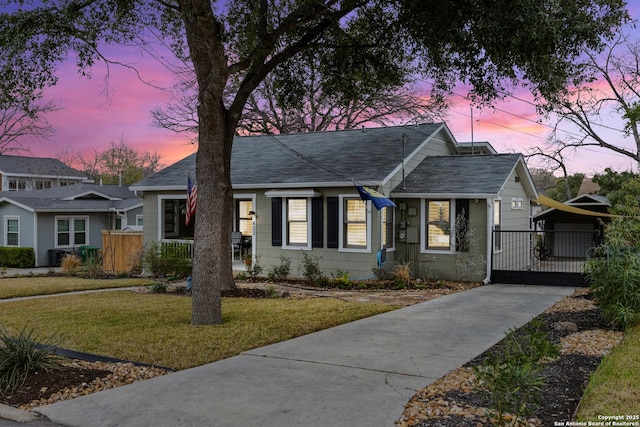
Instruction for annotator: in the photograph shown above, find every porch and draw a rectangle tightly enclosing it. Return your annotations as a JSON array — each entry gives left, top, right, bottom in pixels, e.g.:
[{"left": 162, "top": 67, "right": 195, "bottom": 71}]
[{"left": 160, "top": 239, "right": 250, "bottom": 273}]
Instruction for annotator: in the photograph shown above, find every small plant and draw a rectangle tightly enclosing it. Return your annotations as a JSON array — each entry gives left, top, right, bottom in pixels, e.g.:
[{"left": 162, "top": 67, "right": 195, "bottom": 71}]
[
  {"left": 268, "top": 256, "right": 291, "bottom": 282},
  {"left": 332, "top": 270, "right": 350, "bottom": 288},
  {"left": 61, "top": 253, "right": 82, "bottom": 275},
  {"left": 301, "top": 252, "right": 325, "bottom": 284},
  {"left": 472, "top": 319, "right": 559, "bottom": 425},
  {"left": 265, "top": 285, "right": 280, "bottom": 299},
  {"left": 392, "top": 262, "right": 412, "bottom": 288},
  {"left": 82, "top": 255, "right": 103, "bottom": 279},
  {"left": 245, "top": 254, "right": 264, "bottom": 281},
  {"left": 149, "top": 282, "right": 167, "bottom": 293},
  {"left": 0, "top": 327, "right": 63, "bottom": 396}
]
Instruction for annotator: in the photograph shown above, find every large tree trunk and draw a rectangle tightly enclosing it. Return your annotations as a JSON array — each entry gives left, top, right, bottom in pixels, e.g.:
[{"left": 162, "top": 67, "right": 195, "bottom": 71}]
[{"left": 181, "top": 0, "right": 237, "bottom": 325}]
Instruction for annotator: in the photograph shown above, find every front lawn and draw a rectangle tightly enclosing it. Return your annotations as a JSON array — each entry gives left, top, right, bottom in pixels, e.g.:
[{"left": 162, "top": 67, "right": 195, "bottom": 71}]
[
  {"left": 0, "top": 290, "right": 396, "bottom": 370},
  {"left": 576, "top": 321, "right": 640, "bottom": 420},
  {"left": 0, "top": 276, "right": 156, "bottom": 299}
]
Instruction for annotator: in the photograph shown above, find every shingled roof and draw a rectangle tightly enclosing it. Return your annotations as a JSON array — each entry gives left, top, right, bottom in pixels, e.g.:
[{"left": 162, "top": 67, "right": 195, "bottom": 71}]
[
  {"left": 131, "top": 123, "right": 450, "bottom": 190},
  {"left": 0, "top": 155, "right": 86, "bottom": 178},
  {"left": 0, "top": 183, "right": 141, "bottom": 212},
  {"left": 393, "top": 154, "right": 532, "bottom": 196}
]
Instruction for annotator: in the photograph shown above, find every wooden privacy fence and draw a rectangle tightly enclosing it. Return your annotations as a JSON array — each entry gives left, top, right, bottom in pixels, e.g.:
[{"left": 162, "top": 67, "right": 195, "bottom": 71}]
[{"left": 101, "top": 230, "right": 143, "bottom": 274}]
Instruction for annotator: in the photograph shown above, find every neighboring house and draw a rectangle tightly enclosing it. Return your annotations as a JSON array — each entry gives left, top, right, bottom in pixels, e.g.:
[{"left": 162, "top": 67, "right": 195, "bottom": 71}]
[
  {"left": 0, "top": 183, "right": 143, "bottom": 267},
  {"left": 0, "top": 155, "right": 87, "bottom": 191},
  {"left": 131, "top": 123, "right": 537, "bottom": 283},
  {"left": 533, "top": 194, "right": 610, "bottom": 258}
]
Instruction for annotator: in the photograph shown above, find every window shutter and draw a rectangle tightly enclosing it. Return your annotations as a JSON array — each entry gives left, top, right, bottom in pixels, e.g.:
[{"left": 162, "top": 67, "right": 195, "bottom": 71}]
[
  {"left": 327, "top": 197, "right": 339, "bottom": 248},
  {"left": 455, "top": 199, "right": 470, "bottom": 252},
  {"left": 312, "top": 197, "right": 323, "bottom": 248},
  {"left": 271, "top": 197, "right": 282, "bottom": 246}
]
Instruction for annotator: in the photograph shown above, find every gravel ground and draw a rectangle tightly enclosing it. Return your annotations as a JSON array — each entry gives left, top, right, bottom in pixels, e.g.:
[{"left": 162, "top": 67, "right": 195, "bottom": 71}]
[{"left": 396, "top": 288, "right": 623, "bottom": 427}]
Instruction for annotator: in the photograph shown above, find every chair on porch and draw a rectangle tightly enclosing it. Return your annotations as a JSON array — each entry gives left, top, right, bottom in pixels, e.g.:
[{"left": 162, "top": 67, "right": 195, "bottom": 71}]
[{"left": 231, "top": 231, "right": 243, "bottom": 260}]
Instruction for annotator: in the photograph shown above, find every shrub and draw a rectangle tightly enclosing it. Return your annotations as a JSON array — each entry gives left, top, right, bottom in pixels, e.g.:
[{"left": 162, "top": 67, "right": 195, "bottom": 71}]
[
  {"left": 332, "top": 270, "right": 350, "bottom": 288},
  {"left": 586, "top": 218, "right": 640, "bottom": 329},
  {"left": 149, "top": 282, "right": 167, "bottom": 293},
  {"left": 392, "top": 262, "right": 412, "bottom": 287},
  {"left": 0, "top": 327, "right": 63, "bottom": 395},
  {"left": 82, "top": 255, "right": 103, "bottom": 279},
  {"left": 61, "top": 253, "right": 82, "bottom": 275},
  {"left": 143, "top": 242, "right": 192, "bottom": 278},
  {"left": 268, "top": 256, "right": 291, "bottom": 282},
  {"left": 301, "top": 253, "right": 325, "bottom": 284},
  {"left": 0, "top": 247, "right": 35, "bottom": 268},
  {"left": 473, "top": 319, "right": 559, "bottom": 425},
  {"left": 245, "top": 255, "right": 264, "bottom": 281}
]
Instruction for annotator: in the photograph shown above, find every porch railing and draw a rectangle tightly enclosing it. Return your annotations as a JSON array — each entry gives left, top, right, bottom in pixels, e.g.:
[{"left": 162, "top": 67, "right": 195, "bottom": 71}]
[{"left": 161, "top": 239, "right": 194, "bottom": 260}]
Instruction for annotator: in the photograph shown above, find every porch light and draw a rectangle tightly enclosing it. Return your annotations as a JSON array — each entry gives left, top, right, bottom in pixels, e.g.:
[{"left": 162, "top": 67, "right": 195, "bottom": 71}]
[{"left": 248, "top": 210, "right": 256, "bottom": 217}]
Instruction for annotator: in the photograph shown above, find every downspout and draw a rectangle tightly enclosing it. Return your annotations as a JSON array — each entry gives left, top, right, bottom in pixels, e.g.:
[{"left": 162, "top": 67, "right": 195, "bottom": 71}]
[{"left": 483, "top": 198, "right": 492, "bottom": 285}]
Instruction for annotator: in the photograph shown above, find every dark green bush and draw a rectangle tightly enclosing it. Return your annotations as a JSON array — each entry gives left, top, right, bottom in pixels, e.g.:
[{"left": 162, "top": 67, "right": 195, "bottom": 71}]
[
  {"left": 586, "top": 219, "right": 640, "bottom": 329},
  {"left": 143, "top": 242, "right": 192, "bottom": 278},
  {"left": 0, "top": 247, "right": 35, "bottom": 268}
]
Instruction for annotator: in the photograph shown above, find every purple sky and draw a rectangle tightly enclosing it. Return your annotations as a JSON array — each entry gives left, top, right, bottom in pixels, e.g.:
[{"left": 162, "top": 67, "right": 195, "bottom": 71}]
[{"left": 23, "top": 2, "right": 640, "bottom": 177}]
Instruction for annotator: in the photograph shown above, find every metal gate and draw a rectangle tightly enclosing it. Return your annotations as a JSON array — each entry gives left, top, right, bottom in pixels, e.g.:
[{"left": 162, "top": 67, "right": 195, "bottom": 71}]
[{"left": 491, "top": 230, "right": 595, "bottom": 287}]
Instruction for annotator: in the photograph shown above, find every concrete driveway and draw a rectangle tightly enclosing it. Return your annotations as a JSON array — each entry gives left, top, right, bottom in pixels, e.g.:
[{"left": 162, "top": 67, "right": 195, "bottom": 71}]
[{"left": 35, "top": 284, "right": 574, "bottom": 427}]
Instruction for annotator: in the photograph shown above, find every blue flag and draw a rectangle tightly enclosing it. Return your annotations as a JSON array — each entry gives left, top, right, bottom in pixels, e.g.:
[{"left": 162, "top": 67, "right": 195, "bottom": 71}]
[{"left": 355, "top": 185, "right": 397, "bottom": 210}]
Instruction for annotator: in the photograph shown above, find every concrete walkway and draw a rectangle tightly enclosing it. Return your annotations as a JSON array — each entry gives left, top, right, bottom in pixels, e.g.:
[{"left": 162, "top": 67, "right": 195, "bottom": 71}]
[{"left": 27, "top": 284, "right": 574, "bottom": 427}]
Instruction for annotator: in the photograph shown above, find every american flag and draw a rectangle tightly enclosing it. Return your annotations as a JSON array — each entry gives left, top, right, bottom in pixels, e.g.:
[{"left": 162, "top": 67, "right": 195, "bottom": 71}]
[{"left": 186, "top": 175, "right": 197, "bottom": 226}]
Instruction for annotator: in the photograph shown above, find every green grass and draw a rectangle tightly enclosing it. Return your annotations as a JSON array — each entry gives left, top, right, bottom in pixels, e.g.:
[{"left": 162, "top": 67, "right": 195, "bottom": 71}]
[
  {"left": 0, "top": 277, "right": 156, "bottom": 299},
  {"left": 576, "top": 322, "right": 640, "bottom": 421},
  {"left": 0, "top": 291, "right": 396, "bottom": 370}
]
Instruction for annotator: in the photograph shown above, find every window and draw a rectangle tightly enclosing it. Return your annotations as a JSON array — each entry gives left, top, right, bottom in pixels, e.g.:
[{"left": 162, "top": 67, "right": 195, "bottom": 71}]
[
  {"left": 511, "top": 197, "right": 523, "bottom": 210},
  {"left": 5, "top": 217, "right": 19, "bottom": 246},
  {"left": 494, "top": 199, "right": 502, "bottom": 251},
  {"left": 382, "top": 206, "right": 394, "bottom": 249},
  {"left": 35, "top": 180, "right": 52, "bottom": 190},
  {"left": 56, "top": 217, "right": 88, "bottom": 247},
  {"left": 136, "top": 215, "right": 144, "bottom": 226},
  {"left": 8, "top": 179, "right": 26, "bottom": 191},
  {"left": 287, "top": 198, "right": 308, "bottom": 246},
  {"left": 237, "top": 200, "right": 253, "bottom": 237},
  {"left": 426, "top": 200, "right": 451, "bottom": 249},
  {"left": 344, "top": 199, "right": 367, "bottom": 248}
]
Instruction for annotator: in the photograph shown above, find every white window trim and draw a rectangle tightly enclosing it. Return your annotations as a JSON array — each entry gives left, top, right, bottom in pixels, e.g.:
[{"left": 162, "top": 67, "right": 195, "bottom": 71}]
[
  {"left": 136, "top": 214, "right": 144, "bottom": 226},
  {"left": 157, "top": 195, "right": 186, "bottom": 241},
  {"left": 54, "top": 216, "right": 89, "bottom": 248},
  {"left": 420, "top": 199, "right": 455, "bottom": 254},
  {"left": 493, "top": 198, "right": 503, "bottom": 254},
  {"left": 4, "top": 216, "right": 20, "bottom": 247},
  {"left": 282, "top": 197, "right": 312, "bottom": 250},
  {"left": 339, "top": 195, "right": 372, "bottom": 253},
  {"left": 381, "top": 206, "right": 395, "bottom": 252}
]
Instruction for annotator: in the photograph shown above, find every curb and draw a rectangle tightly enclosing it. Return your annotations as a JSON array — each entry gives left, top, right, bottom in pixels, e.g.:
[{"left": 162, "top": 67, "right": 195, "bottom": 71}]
[{"left": 0, "top": 403, "right": 39, "bottom": 422}]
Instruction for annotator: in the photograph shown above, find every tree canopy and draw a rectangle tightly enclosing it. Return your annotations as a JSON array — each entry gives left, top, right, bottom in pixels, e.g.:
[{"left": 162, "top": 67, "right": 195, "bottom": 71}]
[{"left": 0, "top": 0, "right": 630, "bottom": 324}]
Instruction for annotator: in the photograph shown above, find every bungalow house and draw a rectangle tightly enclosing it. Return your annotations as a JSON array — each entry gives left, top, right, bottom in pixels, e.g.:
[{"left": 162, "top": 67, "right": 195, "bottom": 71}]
[
  {"left": 0, "top": 155, "right": 87, "bottom": 191},
  {"left": 0, "top": 183, "right": 143, "bottom": 267},
  {"left": 130, "top": 123, "right": 537, "bottom": 283}
]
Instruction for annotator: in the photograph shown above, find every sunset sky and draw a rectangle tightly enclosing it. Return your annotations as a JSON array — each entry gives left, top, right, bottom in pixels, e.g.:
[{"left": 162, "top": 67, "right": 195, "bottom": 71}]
[{"left": 21, "top": 2, "right": 640, "bottom": 178}]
